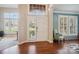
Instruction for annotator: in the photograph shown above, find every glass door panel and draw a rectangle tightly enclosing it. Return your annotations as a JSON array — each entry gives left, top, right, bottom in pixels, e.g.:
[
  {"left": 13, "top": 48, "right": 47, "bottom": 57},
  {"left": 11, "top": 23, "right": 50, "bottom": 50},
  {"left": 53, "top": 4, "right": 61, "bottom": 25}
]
[
  {"left": 59, "top": 16, "right": 64, "bottom": 34},
  {"left": 63, "top": 16, "right": 68, "bottom": 35},
  {"left": 69, "top": 16, "right": 77, "bottom": 35},
  {"left": 27, "top": 16, "right": 37, "bottom": 41}
]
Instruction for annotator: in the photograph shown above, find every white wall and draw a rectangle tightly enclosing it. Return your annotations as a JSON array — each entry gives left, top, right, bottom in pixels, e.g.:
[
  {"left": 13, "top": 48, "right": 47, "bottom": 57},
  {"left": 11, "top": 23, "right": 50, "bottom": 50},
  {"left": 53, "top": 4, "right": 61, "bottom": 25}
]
[
  {"left": 0, "top": 4, "right": 18, "bottom": 8},
  {"left": 54, "top": 4, "right": 79, "bottom": 13},
  {"left": 0, "top": 12, "right": 4, "bottom": 31}
]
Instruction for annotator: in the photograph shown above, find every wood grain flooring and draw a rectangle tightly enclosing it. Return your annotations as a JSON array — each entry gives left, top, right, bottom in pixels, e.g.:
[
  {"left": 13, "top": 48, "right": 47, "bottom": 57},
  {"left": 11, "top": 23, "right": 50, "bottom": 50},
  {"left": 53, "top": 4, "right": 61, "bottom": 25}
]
[{"left": 0, "top": 40, "right": 79, "bottom": 54}]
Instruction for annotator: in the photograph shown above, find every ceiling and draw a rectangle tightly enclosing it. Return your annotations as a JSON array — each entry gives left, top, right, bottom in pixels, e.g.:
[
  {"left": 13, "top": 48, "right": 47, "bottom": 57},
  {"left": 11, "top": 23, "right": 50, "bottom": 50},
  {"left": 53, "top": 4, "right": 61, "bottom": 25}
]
[
  {"left": 54, "top": 4, "right": 79, "bottom": 13},
  {"left": 0, "top": 4, "right": 79, "bottom": 12}
]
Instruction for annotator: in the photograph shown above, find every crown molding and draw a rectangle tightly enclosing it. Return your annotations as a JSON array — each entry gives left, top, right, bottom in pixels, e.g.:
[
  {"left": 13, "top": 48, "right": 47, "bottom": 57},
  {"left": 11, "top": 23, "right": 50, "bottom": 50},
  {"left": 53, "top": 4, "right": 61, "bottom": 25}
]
[{"left": 54, "top": 10, "right": 79, "bottom": 14}]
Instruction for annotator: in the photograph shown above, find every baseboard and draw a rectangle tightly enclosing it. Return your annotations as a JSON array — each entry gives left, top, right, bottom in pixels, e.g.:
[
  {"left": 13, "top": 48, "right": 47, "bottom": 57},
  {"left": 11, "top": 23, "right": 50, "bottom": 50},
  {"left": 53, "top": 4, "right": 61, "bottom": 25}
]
[
  {"left": 18, "top": 41, "right": 27, "bottom": 45},
  {"left": 18, "top": 40, "right": 53, "bottom": 45},
  {"left": 47, "top": 40, "right": 53, "bottom": 43}
]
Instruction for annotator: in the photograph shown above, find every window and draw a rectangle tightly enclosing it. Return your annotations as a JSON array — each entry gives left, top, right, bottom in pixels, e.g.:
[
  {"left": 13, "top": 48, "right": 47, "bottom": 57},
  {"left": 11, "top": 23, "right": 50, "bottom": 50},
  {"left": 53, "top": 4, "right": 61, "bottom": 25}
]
[
  {"left": 29, "top": 4, "right": 46, "bottom": 15},
  {"left": 30, "top": 4, "right": 46, "bottom": 11},
  {"left": 4, "top": 12, "right": 19, "bottom": 34},
  {"left": 4, "top": 13, "right": 19, "bottom": 19}
]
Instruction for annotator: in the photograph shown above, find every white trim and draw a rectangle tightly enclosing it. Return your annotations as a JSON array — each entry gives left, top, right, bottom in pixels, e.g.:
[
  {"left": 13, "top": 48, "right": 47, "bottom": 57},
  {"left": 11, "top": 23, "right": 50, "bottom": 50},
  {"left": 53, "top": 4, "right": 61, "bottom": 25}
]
[
  {"left": 18, "top": 41, "right": 27, "bottom": 45},
  {"left": 48, "top": 40, "right": 53, "bottom": 43},
  {"left": 26, "top": 39, "right": 52, "bottom": 43},
  {"left": 54, "top": 10, "right": 79, "bottom": 14},
  {"left": 18, "top": 40, "right": 52, "bottom": 45}
]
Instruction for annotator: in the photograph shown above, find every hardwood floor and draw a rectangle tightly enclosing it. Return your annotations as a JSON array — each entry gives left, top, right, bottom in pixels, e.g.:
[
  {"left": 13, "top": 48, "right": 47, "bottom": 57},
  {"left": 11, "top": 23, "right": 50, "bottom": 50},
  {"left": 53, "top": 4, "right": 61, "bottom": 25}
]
[{"left": 1, "top": 40, "right": 79, "bottom": 54}]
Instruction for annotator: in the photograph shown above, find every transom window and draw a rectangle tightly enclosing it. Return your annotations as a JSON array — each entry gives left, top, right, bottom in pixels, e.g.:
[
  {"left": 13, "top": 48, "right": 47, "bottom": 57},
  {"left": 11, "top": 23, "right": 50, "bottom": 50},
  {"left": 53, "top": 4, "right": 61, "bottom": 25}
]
[
  {"left": 29, "top": 4, "right": 46, "bottom": 15},
  {"left": 30, "top": 4, "right": 46, "bottom": 11}
]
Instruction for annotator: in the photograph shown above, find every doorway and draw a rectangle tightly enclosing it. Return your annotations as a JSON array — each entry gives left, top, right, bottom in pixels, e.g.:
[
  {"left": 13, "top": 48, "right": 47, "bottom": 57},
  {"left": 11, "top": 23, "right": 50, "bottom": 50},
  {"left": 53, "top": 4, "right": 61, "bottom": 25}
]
[{"left": 27, "top": 16, "right": 48, "bottom": 42}]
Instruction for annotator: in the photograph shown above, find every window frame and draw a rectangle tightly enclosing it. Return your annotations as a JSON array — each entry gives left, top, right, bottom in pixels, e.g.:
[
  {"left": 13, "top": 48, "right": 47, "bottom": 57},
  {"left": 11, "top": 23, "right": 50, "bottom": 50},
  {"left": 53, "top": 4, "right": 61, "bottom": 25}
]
[{"left": 4, "top": 12, "right": 19, "bottom": 34}]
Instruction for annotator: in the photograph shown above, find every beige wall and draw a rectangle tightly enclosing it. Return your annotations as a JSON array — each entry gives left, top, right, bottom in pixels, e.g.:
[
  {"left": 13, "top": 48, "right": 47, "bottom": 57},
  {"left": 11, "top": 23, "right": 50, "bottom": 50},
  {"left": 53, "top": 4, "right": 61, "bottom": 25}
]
[
  {"left": 18, "top": 5, "right": 28, "bottom": 44},
  {"left": 48, "top": 5, "right": 54, "bottom": 43},
  {"left": 0, "top": 7, "right": 18, "bottom": 12},
  {"left": 18, "top": 4, "right": 53, "bottom": 44}
]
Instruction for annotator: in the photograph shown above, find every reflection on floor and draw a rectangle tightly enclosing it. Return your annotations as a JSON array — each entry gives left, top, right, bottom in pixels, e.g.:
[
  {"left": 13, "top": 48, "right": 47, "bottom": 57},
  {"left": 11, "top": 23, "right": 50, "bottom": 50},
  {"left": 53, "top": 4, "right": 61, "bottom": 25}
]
[
  {"left": 0, "top": 40, "right": 79, "bottom": 54},
  {"left": 58, "top": 43, "right": 79, "bottom": 54},
  {"left": 28, "top": 45, "right": 36, "bottom": 54},
  {"left": 0, "top": 35, "right": 17, "bottom": 51}
]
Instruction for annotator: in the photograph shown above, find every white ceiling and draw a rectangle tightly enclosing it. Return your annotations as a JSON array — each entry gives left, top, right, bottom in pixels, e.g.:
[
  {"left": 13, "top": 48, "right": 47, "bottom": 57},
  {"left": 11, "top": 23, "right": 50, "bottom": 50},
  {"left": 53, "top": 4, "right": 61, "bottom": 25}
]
[
  {"left": 0, "top": 4, "right": 79, "bottom": 12},
  {"left": 54, "top": 4, "right": 79, "bottom": 12}
]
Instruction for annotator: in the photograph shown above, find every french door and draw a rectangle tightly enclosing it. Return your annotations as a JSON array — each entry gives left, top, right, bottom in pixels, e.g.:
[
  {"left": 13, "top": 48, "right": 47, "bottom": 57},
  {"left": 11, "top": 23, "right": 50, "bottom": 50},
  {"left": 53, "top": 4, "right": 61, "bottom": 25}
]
[
  {"left": 27, "top": 16, "right": 48, "bottom": 41},
  {"left": 58, "top": 15, "right": 78, "bottom": 36},
  {"left": 58, "top": 15, "right": 68, "bottom": 35},
  {"left": 69, "top": 16, "right": 78, "bottom": 35}
]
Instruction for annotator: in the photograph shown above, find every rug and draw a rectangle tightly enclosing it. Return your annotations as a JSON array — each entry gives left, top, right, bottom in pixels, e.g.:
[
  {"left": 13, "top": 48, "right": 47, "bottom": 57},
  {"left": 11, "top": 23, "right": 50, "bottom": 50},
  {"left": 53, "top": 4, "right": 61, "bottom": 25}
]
[
  {"left": 0, "top": 37, "right": 17, "bottom": 51},
  {"left": 58, "top": 43, "right": 79, "bottom": 54}
]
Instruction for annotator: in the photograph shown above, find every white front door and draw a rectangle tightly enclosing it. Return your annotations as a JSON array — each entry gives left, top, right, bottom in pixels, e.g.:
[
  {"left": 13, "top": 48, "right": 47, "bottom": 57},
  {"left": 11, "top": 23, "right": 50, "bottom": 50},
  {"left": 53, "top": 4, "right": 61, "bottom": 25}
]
[{"left": 27, "top": 16, "right": 48, "bottom": 42}]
